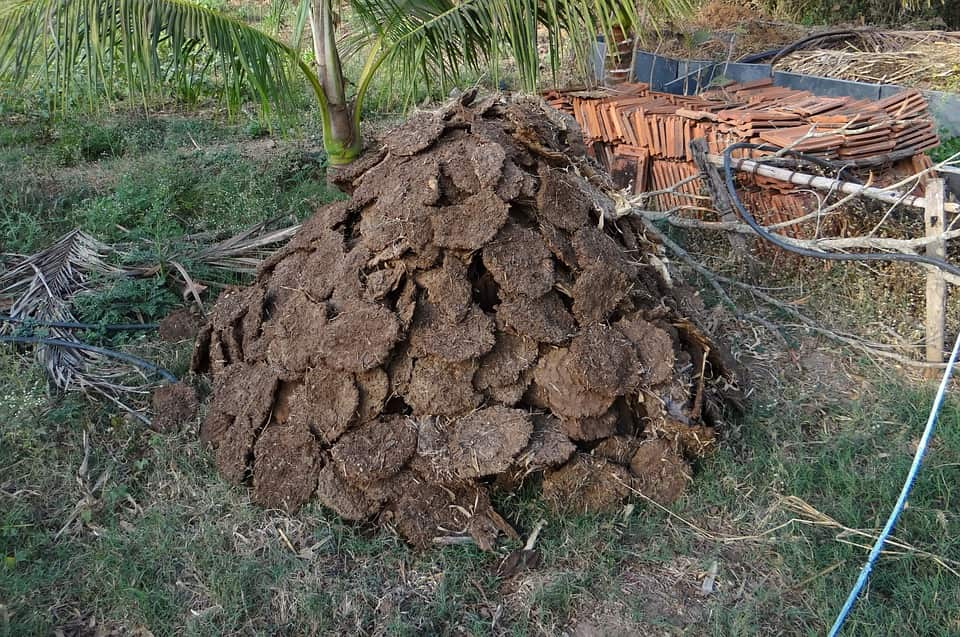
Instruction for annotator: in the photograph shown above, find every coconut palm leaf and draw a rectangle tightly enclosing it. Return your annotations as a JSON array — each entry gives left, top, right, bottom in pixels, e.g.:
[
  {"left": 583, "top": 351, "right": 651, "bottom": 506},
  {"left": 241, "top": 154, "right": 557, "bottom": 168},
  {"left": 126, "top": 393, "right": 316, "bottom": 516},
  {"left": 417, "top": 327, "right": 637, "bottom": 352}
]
[
  {"left": 187, "top": 219, "right": 301, "bottom": 274},
  {"left": 0, "top": 229, "right": 119, "bottom": 320},
  {"left": 347, "top": 0, "right": 693, "bottom": 104},
  {"left": 2, "top": 0, "right": 692, "bottom": 162},
  {"left": 0, "top": 0, "right": 324, "bottom": 115}
]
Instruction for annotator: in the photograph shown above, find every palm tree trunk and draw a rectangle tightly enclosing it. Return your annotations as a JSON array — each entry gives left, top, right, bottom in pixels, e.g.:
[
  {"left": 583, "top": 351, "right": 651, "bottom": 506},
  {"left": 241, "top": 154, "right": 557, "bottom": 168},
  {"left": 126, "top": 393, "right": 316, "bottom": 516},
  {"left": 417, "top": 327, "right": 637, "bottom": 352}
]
[{"left": 309, "top": 0, "right": 361, "bottom": 164}]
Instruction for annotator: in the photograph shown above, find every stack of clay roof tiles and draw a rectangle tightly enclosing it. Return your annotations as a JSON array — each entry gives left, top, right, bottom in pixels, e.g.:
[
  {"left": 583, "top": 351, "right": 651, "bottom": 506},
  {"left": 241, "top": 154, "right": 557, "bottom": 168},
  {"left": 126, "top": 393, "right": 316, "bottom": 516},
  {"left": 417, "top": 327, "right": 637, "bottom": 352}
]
[{"left": 544, "top": 79, "right": 939, "bottom": 232}]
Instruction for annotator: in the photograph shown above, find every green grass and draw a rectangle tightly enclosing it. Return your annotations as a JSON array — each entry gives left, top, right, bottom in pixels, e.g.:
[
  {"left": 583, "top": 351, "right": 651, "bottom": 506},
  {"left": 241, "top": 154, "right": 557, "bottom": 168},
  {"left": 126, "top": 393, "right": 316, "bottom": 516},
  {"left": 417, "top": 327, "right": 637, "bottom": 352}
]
[
  {"left": 0, "top": 102, "right": 341, "bottom": 334},
  {"left": 3, "top": 345, "right": 959, "bottom": 635},
  {"left": 0, "top": 108, "right": 338, "bottom": 253},
  {"left": 699, "top": 378, "right": 960, "bottom": 635}
]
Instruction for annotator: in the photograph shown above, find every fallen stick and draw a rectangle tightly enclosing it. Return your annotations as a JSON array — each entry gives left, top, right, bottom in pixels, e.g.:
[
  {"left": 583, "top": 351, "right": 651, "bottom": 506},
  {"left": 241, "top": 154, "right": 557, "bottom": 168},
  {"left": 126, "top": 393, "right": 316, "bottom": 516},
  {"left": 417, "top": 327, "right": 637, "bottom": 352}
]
[
  {"left": 635, "top": 215, "right": 788, "bottom": 345},
  {"left": 637, "top": 216, "right": 949, "bottom": 368},
  {"left": 706, "top": 154, "right": 960, "bottom": 214},
  {"left": 630, "top": 208, "right": 960, "bottom": 254}
]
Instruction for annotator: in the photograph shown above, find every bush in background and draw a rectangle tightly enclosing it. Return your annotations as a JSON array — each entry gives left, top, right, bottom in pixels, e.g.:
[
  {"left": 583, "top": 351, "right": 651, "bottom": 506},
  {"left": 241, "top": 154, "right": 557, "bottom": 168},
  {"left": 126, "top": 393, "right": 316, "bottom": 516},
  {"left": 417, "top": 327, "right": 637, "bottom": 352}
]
[{"left": 753, "top": 0, "right": 959, "bottom": 27}]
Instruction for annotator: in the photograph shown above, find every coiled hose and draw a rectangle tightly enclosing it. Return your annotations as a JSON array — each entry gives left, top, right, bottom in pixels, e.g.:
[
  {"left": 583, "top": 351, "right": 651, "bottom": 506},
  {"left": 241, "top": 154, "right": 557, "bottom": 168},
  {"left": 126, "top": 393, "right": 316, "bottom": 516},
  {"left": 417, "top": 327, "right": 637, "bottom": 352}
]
[{"left": 721, "top": 142, "right": 960, "bottom": 278}]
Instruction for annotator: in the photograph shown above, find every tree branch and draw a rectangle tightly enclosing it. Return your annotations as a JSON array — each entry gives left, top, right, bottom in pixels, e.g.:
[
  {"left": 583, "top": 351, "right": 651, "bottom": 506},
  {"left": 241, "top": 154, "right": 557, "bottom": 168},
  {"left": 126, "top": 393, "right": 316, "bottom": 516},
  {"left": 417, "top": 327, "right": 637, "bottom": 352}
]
[{"left": 636, "top": 216, "right": 949, "bottom": 368}]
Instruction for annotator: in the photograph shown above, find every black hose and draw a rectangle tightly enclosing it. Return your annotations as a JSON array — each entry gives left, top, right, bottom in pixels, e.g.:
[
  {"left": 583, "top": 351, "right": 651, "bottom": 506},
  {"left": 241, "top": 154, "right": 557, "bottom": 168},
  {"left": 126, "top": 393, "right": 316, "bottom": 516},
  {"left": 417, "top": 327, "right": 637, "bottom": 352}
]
[
  {"left": 767, "top": 29, "right": 868, "bottom": 67},
  {"left": 735, "top": 29, "right": 874, "bottom": 66},
  {"left": 736, "top": 48, "right": 783, "bottom": 64},
  {"left": 0, "top": 315, "right": 159, "bottom": 331},
  {"left": 721, "top": 141, "right": 960, "bottom": 278},
  {"left": 0, "top": 335, "right": 177, "bottom": 383},
  {"left": 753, "top": 146, "right": 858, "bottom": 178}
]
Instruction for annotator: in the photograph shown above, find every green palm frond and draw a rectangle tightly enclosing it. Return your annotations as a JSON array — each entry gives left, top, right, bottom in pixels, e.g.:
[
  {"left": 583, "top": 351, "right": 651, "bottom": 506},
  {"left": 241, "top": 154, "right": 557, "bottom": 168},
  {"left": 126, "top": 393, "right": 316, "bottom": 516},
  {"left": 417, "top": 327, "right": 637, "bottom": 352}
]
[
  {"left": 0, "top": 0, "right": 324, "bottom": 115},
  {"left": 347, "top": 0, "right": 693, "bottom": 102}
]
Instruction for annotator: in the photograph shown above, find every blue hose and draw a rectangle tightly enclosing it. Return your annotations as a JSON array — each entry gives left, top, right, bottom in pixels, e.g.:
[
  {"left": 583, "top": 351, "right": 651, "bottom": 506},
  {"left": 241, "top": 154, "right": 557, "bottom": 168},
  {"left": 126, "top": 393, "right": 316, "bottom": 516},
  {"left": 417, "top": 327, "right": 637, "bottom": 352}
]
[
  {"left": 829, "top": 329, "right": 960, "bottom": 635},
  {"left": 716, "top": 141, "right": 960, "bottom": 631}
]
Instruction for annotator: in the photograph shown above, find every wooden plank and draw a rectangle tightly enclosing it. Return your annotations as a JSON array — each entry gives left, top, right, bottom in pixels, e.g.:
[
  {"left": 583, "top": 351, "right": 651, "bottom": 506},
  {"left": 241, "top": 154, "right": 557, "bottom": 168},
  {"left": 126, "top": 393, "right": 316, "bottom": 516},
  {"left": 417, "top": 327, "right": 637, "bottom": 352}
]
[{"left": 925, "top": 178, "right": 947, "bottom": 377}]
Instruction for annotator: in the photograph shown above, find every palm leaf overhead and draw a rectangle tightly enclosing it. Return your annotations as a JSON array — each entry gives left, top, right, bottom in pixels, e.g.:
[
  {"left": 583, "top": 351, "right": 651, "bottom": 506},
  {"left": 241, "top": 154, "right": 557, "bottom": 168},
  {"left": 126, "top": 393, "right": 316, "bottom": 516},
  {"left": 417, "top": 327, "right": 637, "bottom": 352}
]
[
  {"left": 0, "top": 0, "right": 326, "bottom": 115},
  {"left": 1, "top": 0, "right": 694, "bottom": 163},
  {"left": 347, "top": 0, "right": 693, "bottom": 102}
]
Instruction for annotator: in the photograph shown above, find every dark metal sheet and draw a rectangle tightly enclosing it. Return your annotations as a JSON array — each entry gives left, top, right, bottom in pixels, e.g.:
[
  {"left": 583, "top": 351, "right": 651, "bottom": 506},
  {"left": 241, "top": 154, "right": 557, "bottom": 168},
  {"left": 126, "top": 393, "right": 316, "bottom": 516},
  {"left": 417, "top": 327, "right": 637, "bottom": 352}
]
[
  {"left": 773, "top": 71, "right": 881, "bottom": 100},
  {"left": 632, "top": 52, "right": 679, "bottom": 90}
]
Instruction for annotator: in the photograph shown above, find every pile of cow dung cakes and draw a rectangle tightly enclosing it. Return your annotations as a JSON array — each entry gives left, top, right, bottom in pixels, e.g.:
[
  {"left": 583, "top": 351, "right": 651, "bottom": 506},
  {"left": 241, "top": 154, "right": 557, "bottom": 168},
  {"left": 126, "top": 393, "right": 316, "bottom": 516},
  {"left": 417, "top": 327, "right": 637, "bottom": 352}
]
[{"left": 191, "top": 93, "right": 742, "bottom": 549}]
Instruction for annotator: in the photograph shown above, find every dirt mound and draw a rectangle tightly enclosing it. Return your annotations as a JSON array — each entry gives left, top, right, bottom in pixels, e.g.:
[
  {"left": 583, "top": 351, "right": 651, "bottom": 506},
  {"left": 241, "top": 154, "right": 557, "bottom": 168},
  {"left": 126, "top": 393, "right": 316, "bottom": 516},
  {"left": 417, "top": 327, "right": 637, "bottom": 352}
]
[
  {"left": 151, "top": 382, "right": 198, "bottom": 432},
  {"left": 193, "top": 93, "right": 740, "bottom": 548}
]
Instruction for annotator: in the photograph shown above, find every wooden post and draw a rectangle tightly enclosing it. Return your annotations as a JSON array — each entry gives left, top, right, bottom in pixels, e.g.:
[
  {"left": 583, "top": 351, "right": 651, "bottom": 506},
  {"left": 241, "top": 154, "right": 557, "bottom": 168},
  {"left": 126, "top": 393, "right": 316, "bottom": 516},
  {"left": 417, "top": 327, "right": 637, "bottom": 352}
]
[{"left": 925, "top": 178, "right": 947, "bottom": 377}]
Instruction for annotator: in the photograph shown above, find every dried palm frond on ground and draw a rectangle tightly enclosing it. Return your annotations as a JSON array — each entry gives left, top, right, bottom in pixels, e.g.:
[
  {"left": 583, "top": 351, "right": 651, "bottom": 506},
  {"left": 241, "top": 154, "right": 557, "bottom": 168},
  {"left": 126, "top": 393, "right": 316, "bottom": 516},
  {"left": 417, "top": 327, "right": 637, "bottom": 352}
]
[
  {"left": 0, "top": 221, "right": 302, "bottom": 424},
  {"left": 0, "top": 231, "right": 153, "bottom": 419},
  {"left": 166, "top": 219, "right": 303, "bottom": 277},
  {"left": 0, "top": 230, "right": 120, "bottom": 317}
]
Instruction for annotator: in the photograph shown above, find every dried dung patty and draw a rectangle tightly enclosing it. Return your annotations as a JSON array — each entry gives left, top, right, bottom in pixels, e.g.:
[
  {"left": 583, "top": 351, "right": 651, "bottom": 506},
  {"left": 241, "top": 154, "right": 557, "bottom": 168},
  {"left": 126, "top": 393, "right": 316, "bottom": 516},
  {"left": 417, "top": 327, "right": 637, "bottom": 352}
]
[
  {"left": 516, "top": 414, "right": 577, "bottom": 471},
  {"left": 430, "top": 190, "right": 510, "bottom": 250},
  {"left": 286, "top": 365, "right": 359, "bottom": 444},
  {"left": 317, "top": 300, "right": 400, "bottom": 372},
  {"left": 383, "top": 111, "right": 445, "bottom": 156},
  {"left": 541, "top": 454, "right": 634, "bottom": 513},
  {"left": 474, "top": 332, "right": 539, "bottom": 392},
  {"left": 158, "top": 309, "right": 200, "bottom": 342},
  {"left": 629, "top": 438, "right": 691, "bottom": 505},
  {"left": 414, "top": 255, "right": 472, "bottom": 322},
  {"left": 404, "top": 356, "right": 481, "bottom": 416},
  {"left": 407, "top": 302, "right": 495, "bottom": 362},
  {"left": 252, "top": 422, "right": 323, "bottom": 513},
  {"left": 531, "top": 347, "right": 616, "bottom": 419},
  {"left": 446, "top": 406, "right": 533, "bottom": 478},
  {"left": 194, "top": 94, "right": 740, "bottom": 549},
  {"left": 496, "top": 291, "right": 577, "bottom": 344},
  {"left": 482, "top": 222, "right": 555, "bottom": 298},
  {"left": 330, "top": 416, "right": 418, "bottom": 486}
]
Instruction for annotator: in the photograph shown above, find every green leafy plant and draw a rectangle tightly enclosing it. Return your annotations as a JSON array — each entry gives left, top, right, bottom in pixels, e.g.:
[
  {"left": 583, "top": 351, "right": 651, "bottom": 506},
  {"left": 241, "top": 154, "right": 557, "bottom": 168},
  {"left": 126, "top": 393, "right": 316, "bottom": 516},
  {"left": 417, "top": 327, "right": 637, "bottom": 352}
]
[
  {"left": 72, "top": 276, "right": 180, "bottom": 325},
  {"left": 930, "top": 135, "right": 960, "bottom": 164},
  {"left": 51, "top": 121, "right": 125, "bottom": 166},
  {"left": 755, "top": 0, "right": 953, "bottom": 26},
  {"left": 0, "top": 0, "right": 692, "bottom": 166}
]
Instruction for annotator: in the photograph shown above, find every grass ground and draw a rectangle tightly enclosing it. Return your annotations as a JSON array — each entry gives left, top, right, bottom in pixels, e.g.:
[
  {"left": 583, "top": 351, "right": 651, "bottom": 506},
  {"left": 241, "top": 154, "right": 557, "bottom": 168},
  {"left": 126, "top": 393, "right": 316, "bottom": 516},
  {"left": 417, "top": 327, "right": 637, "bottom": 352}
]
[
  {"left": 2, "top": 100, "right": 960, "bottom": 636},
  {"left": 4, "top": 0, "right": 960, "bottom": 623}
]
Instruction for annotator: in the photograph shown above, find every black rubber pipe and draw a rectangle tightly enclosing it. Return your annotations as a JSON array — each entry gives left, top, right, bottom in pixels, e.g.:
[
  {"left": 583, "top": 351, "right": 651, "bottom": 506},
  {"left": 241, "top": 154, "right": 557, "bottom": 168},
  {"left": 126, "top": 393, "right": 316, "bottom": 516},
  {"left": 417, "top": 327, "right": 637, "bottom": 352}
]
[
  {"left": 721, "top": 142, "right": 960, "bottom": 278},
  {"left": 0, "top": 335, "right": 177, "bottom": 382}
]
